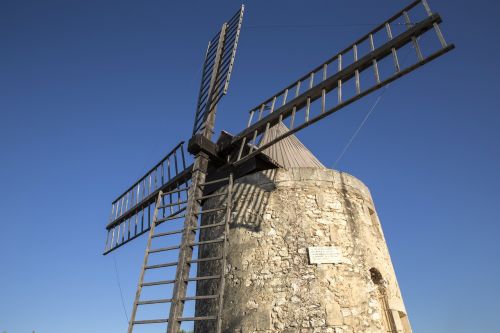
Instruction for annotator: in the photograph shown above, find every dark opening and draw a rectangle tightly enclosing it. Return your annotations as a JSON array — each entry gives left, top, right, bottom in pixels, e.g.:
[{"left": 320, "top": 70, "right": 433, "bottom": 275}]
[{"left": 370, "top": 267, "right": 384, "bottom": 285}]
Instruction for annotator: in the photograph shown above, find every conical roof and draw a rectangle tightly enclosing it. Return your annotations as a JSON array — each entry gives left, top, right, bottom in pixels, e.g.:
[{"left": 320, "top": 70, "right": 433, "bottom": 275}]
[{"left": 258, "top": 122, "right": 325, "bottom": 169}]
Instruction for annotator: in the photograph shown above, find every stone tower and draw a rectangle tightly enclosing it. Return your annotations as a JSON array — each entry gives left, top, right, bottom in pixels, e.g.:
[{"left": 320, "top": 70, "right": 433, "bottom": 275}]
[{"left": 195, "top": 124, "right": 412, "bottom": 333}]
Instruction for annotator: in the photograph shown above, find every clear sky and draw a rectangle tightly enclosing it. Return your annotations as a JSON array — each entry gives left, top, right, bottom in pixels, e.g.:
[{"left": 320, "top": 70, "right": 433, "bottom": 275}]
[{"left": 1, "top": 0, "right": 499, "bottom": 332}]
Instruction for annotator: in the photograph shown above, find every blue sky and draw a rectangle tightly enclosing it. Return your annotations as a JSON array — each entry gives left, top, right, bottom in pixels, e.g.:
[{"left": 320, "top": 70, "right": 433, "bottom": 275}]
[{"left": 1, "top": 0, "right": 499, "bottom": 332}]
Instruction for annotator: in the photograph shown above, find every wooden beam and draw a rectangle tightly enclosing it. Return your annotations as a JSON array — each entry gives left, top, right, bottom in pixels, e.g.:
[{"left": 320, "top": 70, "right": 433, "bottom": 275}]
[{"left": 225, "top": 14, "right": 443, "bottom": 149}]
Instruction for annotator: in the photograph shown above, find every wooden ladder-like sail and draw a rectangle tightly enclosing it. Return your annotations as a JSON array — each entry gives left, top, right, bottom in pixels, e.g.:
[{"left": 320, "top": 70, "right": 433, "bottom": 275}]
[
  {"left": 126, "top": 173, "right": 234, "bottom": 333},
  {"left": 229, "top": 0, "right": 454, "bottom": 166}
]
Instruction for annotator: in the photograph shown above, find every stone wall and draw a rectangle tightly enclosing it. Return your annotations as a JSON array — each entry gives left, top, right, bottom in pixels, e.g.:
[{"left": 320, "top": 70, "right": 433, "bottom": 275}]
[{"left": 195, "top": 167, "right": 412, "bottom": 333}]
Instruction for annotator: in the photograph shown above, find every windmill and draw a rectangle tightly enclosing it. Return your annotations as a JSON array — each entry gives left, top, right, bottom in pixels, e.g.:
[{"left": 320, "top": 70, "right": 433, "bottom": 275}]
[{"left": 103, "top": 1, "right": 454, "bottom": 332}]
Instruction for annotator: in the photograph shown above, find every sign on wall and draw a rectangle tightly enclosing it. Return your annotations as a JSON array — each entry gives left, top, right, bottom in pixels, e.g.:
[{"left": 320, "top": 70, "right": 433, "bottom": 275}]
[{"left": 308, "top": 246, "right": 349, "bottom": 265}]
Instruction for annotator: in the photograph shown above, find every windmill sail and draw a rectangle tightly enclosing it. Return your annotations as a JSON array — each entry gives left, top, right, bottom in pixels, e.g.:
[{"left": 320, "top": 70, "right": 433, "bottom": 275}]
[
  {"left": 230, "top": 0, "right": 454, "bottom": 166},
  {"left": 104, "top": 142, "right": 192, "bottom": 255},
  {"left": 104, "top": 6, "right": 244, "bottom": 256},
  {"left": 192, "top": 5, "right": 244, "bottom": 136}
]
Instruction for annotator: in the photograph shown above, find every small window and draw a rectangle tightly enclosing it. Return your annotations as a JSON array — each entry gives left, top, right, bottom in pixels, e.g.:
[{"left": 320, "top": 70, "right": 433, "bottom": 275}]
[
  {"left": 368, "top": 207, "right": 382, "bottom": 237},
  {"left": 399, "top": 311, "right": 412, "bottom": 333},
  {"left": 370, "top": 267, "right": 384, "bottom": 285}
]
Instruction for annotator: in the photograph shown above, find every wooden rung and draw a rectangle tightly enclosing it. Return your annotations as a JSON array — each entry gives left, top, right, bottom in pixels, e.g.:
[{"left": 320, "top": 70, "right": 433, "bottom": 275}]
[
  {"left": 148, "top": 245, "right": 181, "bottom": 254},
  {"left": 142, "top": 279, "right": 176, "bottom": 287},
  {"left": 246, "top": 110, "right": 255, "bottom": 128},
  {"left": 178, "top": 316, "right": 217, "bottom": 321},
  {"left": 248, "top": 128, "right": 259, "bottom": 154},
  {"left": 270, "top": 96, "right": 277, "bottom": 113},
  {"left": 433, "top": 22, "right": 447, "bottom": 47},
  {"left": 189, "top": 239, "right": 224, "bottom": 247},
  {"left": 191, "top": 222, "right": 225, "bottom": 231},
  {"left": 370, "top": 32, "right": 381, "bottom": 84},
  {"left": 353, "top": 44, "right": 361, "bottom": 94},
  {"left": 282, "top": 88, "right": 289, "bottom": 105},
  {"left": 145, "top": 276, "right": 218, "bottom": 288},
  {"left": 305, "top": 98, "right": 311, "bottom": 121},
  {"left": 187, "top": 256, "right": 222, "bottom": 264},
  {"left": 137, "top": 298, "right": 172, "bottom": 305},
  {"left": 200, "top": 177, "right": 229, "bottom": 186},
  {"left": 237, "top": 136, "right": 247, "bottom": 160},
  {"left": 199, "top": 177, "right": 229, "bottom": 186},
  {"left": 186, "top": 275, "right": 221, "bottom": 282},
  {"left": 403, "top": 11, "right": 424, "bottom": 61},
  {"left": 337, "top": 54, "right": 342, "bottom": 103},
  {"left": 152, "top": 228, "right": 184, "bottom": 238},
  {"left": 195, "top": 207, "right": 226, "bottom": 215},
  {"left": 295, "top": 80, "right": 301, "bottom": 97},
  {"left": 181, "top": 295, "right": 218, "bottom": 301},
  {"left": 290, "top": 106, "right": 296, "bottom": 129},
  {"left": 161, "top": 187, "right": 189, "bottom": 196},
  {"left": 157, "top": 200, "right": 188, "bottom": 209},
  {"left": 197, "top": 191, "right": 228, "bottom": 201},
  {"left": 133, "top": 319, "right": 169, "bottom": 324},
  {"left": 260, "top": 122, "right": 271, "bottom": 148},
  {"left": 145, "top": 261, "right": 178, "bottom": 269},
  {"left": 321, "top": 89, "right": 326, "bottom": 113},
  {"left": 156, "top": 213, "right": 186, "bottom": 223},
  {"left": 385, "top": 22, "right": 401, "bottom": 72}
]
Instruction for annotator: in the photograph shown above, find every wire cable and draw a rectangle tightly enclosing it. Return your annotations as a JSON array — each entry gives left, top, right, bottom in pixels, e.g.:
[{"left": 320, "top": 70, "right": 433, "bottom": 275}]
[
  {"left": 245, "top": 22, "right": 411, "bottom": 30},
  {"left": 113, "top": 255, "right": 130, "bottom": 323},
  {"left": 332, "top": 86, "right": 389, "bottom": 169},
  {"left": 246, "top": 23, "right": 378, "bottom": 29},
  {"left": 332, "top": 48, "right": 414, "bottom": 169}
]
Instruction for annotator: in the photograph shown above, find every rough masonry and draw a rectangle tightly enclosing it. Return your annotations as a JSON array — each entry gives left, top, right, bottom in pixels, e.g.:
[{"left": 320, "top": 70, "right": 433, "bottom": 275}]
[{"left": 195, "top": 167, "right": 412, "bottom": 333}]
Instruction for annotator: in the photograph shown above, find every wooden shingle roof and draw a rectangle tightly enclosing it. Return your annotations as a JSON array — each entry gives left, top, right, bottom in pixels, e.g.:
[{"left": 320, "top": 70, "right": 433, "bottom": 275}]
[{"left": 258, "top": 122, "right": 325, "bottom": 169}]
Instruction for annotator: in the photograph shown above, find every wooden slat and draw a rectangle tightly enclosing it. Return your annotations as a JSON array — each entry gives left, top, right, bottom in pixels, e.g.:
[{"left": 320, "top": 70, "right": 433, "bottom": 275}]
[
  {"left": 228, "top": 14, "right": 446, "bottom": 152},
  {"left": 178, "top": 316, "right": 217, "bottom": 321},
  {"left": 233, "top": 44, "right": 454, "bottom": 166},
  {"left": 142, "top": 279, "right": 176, "bottom": 287},
  {"left": 105, "top": 165, "right": 192, "bottom": 231},
  {"left": 133, "top": 319, "right": 169, "bottom": 324},
  {"left": 127, "top": 193, "right": 163, "bottom": 333},
  {"left": 243, "top": 0, "right": 426, "bottom": 113},
  {"left": 137, "top": 298, "right": 172, "bottom": 305},
  {"left": 152, "top": 228, "right": 184, "bottom": 238}
]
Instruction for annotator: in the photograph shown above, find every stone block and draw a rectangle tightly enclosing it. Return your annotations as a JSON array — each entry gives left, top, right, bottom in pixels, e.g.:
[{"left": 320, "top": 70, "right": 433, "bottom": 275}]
[
  {"left": 282, "top": 329, "right": 299, "bottom": 333},
  {"left": 255, "top": 306, "right": 272, "bottom": 330},
  {"left": 325, "top": 301, "right": 343, "bottom": 326}
]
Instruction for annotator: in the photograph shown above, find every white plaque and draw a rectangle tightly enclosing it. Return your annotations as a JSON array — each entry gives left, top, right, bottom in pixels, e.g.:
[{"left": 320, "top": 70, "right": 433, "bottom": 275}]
[{"left": 308, "top": 246, "right": 346, "bottom": 264}]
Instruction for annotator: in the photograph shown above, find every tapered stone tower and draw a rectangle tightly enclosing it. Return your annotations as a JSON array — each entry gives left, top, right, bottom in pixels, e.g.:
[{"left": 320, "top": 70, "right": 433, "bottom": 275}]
[{"left": 195, "top": 124, "right": 412, "bottom": 333}]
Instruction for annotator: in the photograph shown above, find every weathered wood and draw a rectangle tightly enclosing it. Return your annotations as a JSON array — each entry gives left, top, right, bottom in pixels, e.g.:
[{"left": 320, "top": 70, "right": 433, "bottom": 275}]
[
  {"left": 167, "top": 16, "right": 230, "bottom": 330},
  {"left": 233, "top": 44, "right": 454, "bottom": 166},
  {"left": 226, "top": 14, "right": 444, "bottom": 151},
  {"left": 167, "top": 153, "right": 209, "bottom": 333},
  {"left": 127, "top": 192, "right": 163, "bottom": 333},
  {"left": 216, "top": 172, "right": 233, "bottom": 332},
  {"left": 242, "top": 0, "right": 427, "bottom": 113},
  {"left": 105, "top": 165, "right": 192, "bottom": 230}
]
